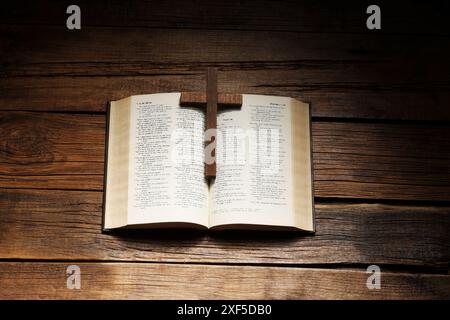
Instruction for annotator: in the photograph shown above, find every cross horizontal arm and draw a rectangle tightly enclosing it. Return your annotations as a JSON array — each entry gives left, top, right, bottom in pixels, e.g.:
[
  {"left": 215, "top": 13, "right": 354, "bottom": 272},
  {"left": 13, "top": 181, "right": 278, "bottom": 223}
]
[{"left": 180, "top": 92, "right": 242, "bottom": 108}]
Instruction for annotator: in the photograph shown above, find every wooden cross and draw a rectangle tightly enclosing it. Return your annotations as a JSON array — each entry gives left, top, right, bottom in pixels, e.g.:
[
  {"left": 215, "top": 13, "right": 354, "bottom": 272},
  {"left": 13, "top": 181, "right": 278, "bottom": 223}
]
[{"left": 180, "top": 68, "right": 242, "bottom": 179}]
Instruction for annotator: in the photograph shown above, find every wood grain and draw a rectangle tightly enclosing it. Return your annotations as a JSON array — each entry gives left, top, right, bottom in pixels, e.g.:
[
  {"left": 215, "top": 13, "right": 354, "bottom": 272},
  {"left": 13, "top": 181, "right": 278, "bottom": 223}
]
[
  {"left": 0, "top": 112, "right": 104, "bottom": 190},
  {"left": 2, "top": 25, "right": 449, "bottom": 77},
  {"left": 1, "top": 0, "right": 449, "bottom": 299},
  {"left": 313, "top": 121, "right": 450, "bottom": 201},
  {"left": 0, "top": 188, "right": 448, "bottom": 267},
  {"left": 3, "top": 73, "right": 449, "bottom": 121},
  {"left": 1, "top": 112, "right": 449, "bottom": 200},
  {"left": 1, "top": 23, "right": 448, "bottom": 120},
  {"left": 0, "top": 69, "right": 450, "bottom": 121},
  {"left": 1, "top": 0, "right": 449, "bottom": 35},
  {"left": 0, "top": 262, "right": 448, "bottom": 299}
]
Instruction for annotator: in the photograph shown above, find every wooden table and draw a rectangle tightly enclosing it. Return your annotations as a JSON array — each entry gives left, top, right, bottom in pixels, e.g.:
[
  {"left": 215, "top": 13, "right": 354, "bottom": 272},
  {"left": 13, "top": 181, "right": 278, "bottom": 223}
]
[{"left": 0, "top": 0, "right": 449, "bottom": 299}]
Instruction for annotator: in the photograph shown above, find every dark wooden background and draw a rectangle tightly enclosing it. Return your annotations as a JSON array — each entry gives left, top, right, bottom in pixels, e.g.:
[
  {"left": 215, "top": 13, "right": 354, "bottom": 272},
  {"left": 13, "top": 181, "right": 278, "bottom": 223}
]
[{"left": 0, "top": 0, "right": 449, "bottom": 299}]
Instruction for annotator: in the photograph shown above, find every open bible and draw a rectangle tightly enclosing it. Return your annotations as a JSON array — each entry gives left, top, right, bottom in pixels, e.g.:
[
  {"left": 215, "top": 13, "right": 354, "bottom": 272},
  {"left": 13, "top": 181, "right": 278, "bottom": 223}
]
[{"left": 103, "top": 93, "right": 314, "bottom": 232}]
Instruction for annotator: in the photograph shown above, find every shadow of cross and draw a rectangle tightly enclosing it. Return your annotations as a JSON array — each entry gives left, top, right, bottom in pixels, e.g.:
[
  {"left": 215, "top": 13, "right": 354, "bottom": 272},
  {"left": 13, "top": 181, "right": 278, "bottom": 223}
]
[{"left": 180, "top": 67, "right": 242, "bottom": 179}]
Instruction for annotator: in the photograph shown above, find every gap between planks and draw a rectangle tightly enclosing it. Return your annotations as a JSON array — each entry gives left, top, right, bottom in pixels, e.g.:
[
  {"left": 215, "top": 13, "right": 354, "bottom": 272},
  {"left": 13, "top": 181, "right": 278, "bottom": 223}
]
[{"left": 0, "top": 258, "right": 447, "bottom": 275}]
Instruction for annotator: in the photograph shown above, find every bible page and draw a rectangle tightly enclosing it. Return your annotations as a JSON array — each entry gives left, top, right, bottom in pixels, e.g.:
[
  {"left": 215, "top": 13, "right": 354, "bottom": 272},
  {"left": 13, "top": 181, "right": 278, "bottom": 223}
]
[
  {"left": 210, "top": 94, "right": 296, "bottom": 228},
  {"left": 127, "top": 93, "right": 209, "bottom": 227}
]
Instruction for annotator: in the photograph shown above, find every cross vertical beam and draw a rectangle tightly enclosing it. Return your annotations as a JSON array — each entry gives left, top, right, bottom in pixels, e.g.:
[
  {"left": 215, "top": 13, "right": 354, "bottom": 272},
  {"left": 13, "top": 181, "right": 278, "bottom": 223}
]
[
  {"left": 205, "top": 67, "right": 218, "bottom": 178},
  {"left": 179, "top": 68, "right": 242, "bottom": 180}
]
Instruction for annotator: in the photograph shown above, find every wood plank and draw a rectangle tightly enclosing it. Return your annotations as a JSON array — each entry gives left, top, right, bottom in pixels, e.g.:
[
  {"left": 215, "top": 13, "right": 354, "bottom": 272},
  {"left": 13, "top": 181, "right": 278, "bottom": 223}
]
[
  {"left": 0, "top": 262, "right": 449, "bottom": 299},
  {"left": 1, "top": 0, "right": 449, "bottom": 35},
  {"left": 2, "top": 71, "right": 450, "bottom": 120},
  {"left": 1, "top": 25, "right": 449, "bottom": 120},
  {"left": 2, "top": 25, "right": 449, "bottom": 77},
  {"left": 0, "top": 112, "right": 104, "bottom": 190},
  {"left": 0, "top": 188, "right": 448, "bottom": 267},
  {"left": 313, "top": 121, "right": 450, "bottom": 201},
  {"left": 1, "top": 112, "right": 449, "bottom": 200}
]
